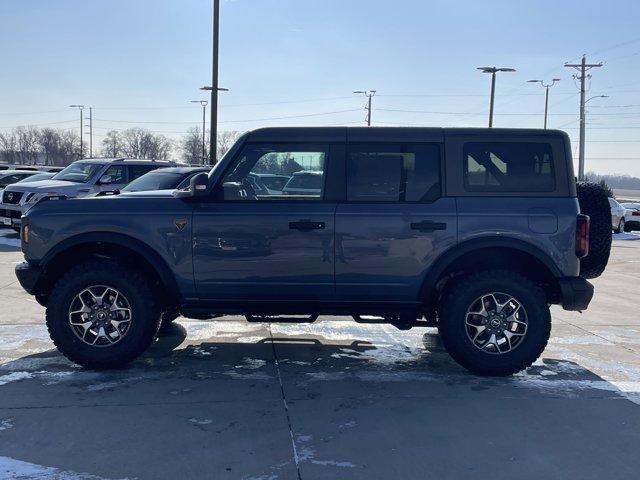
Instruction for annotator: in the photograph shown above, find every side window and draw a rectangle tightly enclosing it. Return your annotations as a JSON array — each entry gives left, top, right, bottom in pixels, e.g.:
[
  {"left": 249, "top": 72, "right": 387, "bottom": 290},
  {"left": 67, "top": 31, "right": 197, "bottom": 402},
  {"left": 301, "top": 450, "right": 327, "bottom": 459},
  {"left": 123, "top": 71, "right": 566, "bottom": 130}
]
[
  {"left": 346, "top": 143, "right": 441, "bottom": 202},
  {"left": 102, "top": 165, "right": 125, "bottom": 184},
  {"left": 464, "top": 142, "right": 555, "bottom": 192},
  {"left": 221, "top": 144, "right": 328, "bottom": 201},
  {"left": 128, "top": 165, "right": 157, "bottom": 181}
]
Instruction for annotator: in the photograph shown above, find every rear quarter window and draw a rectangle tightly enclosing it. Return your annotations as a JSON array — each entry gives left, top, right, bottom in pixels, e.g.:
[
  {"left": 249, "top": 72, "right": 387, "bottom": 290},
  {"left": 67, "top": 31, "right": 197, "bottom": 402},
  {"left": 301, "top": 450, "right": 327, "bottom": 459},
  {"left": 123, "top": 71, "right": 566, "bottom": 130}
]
[{"left": 463, "top": 142, "right": 555, "bottom": 193}]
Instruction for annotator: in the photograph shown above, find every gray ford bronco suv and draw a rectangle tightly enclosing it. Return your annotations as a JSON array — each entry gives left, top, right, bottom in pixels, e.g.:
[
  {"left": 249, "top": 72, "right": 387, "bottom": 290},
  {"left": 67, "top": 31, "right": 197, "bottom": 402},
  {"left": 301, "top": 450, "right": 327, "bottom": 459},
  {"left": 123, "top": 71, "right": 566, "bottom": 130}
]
[{"left": 15, "top": 127, "right": 612, "bottom": 376}]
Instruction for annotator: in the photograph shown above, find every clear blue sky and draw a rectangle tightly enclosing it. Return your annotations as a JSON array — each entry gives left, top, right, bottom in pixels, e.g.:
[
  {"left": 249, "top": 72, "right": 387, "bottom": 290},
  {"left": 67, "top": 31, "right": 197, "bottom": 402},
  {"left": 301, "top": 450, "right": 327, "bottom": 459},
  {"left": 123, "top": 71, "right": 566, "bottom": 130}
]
[{"left": 1, "top": 0, "right": 640, "bottom": 175}]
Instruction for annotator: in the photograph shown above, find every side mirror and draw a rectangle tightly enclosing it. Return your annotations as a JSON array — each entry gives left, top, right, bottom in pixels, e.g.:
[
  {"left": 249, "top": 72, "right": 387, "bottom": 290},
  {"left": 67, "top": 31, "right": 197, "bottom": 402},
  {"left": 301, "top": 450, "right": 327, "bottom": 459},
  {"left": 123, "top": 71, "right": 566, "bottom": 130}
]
[
  {"left": 174, "top": 172, "right": 209, "bottom": 199},
  {"left": 99, "top": 174, "right": 113, "bottom": 185}
]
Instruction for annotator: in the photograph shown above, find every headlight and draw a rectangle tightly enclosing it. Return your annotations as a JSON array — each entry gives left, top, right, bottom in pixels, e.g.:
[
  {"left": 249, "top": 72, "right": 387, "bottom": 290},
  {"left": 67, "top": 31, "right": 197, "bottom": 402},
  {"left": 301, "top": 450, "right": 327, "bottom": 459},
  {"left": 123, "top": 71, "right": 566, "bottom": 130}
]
[{"left": 25, "top": 193, "right": 58, "bottom": 205}]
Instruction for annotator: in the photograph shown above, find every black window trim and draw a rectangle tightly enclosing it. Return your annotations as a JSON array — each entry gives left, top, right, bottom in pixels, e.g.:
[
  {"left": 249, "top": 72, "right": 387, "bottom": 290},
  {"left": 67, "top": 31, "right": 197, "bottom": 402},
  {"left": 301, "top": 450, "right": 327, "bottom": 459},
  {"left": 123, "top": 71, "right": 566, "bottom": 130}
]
[{"left": 343, "top": 141, "right": 443, "bottom": 204}]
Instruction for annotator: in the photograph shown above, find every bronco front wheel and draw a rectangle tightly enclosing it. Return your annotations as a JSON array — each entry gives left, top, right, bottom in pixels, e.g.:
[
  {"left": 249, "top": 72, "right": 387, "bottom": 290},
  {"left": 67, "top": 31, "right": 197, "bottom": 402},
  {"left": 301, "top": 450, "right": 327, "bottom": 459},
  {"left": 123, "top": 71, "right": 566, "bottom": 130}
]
[
  {"left": 46, "top": 259, "right": 161, "bottom": 369},
  {"left": 438, "top": 270, "right": 551, "bottom": 376}
]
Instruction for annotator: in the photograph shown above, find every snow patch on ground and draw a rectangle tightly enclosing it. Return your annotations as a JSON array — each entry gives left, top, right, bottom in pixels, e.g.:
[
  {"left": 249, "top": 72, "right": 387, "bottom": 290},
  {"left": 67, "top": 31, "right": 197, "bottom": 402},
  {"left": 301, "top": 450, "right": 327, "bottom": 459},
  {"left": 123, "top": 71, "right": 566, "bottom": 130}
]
[
  {"left": 0, "top": 231, "right": 20, "bottom": 248},
  {"left": 295, "top": 434, "right": 356, "bottom": 468},
  {"left": 0, "top": 419, "right": 13, "bottom": 431},
  {"left": 613, "top": 232, "right": 640, "bottom": 241},
  {"left": 0, "top": 455, "right": 129, "bottom": 479},
  {"left": 189, "top": 418, "right": 212, "bottom": 426},
  {"left": 0, "top": 371, "right": 33, "bottom": 385}
]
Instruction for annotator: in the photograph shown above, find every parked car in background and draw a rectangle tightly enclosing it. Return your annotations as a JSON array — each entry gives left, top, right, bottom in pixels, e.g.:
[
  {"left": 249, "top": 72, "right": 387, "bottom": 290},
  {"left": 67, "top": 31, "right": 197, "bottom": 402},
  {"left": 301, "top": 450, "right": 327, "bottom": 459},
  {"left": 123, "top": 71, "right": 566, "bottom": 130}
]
[
  {"left": 119, "top": 166, "right": 210, "bottom": 193},
  {"left": 0, "top": 158, "right": 176, "bottom": 231},
  {"left": 252, "top": 173, "right": 290, "bottom": 194},
  {"left": 14, "top": 172, "right": 56, "bottom": 184},
  {"left": 0, "top": 170, "right": 40, "bottom": 191},
  {"left": 609, "top": 197, "right": 629, "bottom": 232},
  {"left": 281, "top": 170, "right": 323, "bottom": 196},
  {"left": 620, "top": 202, "right": 640, "bottom": 231}
]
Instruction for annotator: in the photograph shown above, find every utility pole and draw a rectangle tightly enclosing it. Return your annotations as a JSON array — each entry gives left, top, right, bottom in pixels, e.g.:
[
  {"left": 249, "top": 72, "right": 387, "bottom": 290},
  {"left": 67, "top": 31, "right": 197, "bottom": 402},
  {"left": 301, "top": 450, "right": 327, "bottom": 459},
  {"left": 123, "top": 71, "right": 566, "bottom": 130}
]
[
  {"left": 354, "top": 90, "right": 376, "bottom": 126},
  {"left": 565, "top": 55, "right": 603, "bottom": 180},
  {"left": 69, "top": 105, "right": 84, "bottom": 159},
  {"left": 86, "top": 107, "right": 93, "bottom": 157},
  {"left": 190, "top": 100, "right": 208, "bottom": 164},
  {"left": 527, "top": 79, "right": 560, "bottom": 129},
  {"left": 477, "top": 67, "right": 516, "bottom": 127}
]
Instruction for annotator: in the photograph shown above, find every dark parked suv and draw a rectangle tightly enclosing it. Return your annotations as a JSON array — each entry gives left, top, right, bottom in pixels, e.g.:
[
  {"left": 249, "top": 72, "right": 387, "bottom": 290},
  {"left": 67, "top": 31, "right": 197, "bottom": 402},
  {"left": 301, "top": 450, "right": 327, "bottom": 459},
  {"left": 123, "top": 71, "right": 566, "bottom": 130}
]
[{"left": 15, "top": 127, "right": 610, "bottom": 376}]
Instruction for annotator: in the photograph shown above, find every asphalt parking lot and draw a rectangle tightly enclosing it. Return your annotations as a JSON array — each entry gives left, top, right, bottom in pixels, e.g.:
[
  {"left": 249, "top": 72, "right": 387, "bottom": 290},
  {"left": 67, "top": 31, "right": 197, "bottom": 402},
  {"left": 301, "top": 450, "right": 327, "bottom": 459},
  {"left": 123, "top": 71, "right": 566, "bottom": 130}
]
[{"left": 0, "top": 229, "right": 638, "bottom": 480}]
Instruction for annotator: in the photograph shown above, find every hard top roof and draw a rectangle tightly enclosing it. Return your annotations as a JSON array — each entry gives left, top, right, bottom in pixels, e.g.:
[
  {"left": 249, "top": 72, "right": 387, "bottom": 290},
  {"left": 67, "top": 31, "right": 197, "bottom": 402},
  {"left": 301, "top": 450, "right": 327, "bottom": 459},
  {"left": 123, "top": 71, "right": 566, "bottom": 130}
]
[
  {"left": 72, "top": 158, "right": 180, "bottom": 165},
  {"left": 245, "top": 126, "right": 568, "bottom": 143}
]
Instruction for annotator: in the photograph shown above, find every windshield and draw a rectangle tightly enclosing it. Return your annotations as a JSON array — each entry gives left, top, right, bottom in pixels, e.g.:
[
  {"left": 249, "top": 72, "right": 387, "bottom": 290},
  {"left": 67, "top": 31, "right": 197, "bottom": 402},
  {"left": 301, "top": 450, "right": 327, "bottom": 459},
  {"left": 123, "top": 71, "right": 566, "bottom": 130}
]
[
  {"left": 122, "top": 171, "right": 185, "bottom": 192},
  {"left": 53, "top": 162, "right": 104, "bottom": 183},
  {"left": 16, "top": 173, "right": 53, "bottom": 183}
]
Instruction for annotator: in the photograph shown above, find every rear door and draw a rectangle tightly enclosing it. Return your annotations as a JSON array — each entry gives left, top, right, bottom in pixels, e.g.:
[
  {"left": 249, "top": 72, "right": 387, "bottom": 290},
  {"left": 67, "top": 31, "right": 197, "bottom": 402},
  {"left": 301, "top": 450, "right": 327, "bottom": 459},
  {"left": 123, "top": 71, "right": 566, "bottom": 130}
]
[
  {"left": 193, "top": 142, "right": 338, "bottom": 301},
  {"left": 335, "top": 141, "right": 457, "bottom": 302}
]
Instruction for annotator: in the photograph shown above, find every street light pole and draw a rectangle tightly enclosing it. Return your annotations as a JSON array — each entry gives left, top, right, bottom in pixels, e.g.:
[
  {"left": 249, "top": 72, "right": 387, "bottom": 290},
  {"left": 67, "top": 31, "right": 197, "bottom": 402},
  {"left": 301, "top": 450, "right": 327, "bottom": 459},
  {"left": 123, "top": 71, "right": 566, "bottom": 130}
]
[
  {"left": 200, "top": 86, "right": 228, "bottom": 164},
  {"left": 527, "top": 79, "right": 561, "bottom": 129},
  {"left": 354, "top": 90, "right": 376, "bottom": 126},
  {"left": 477, "top": 67, "right": 516, "bottom": 127},
  {"left": 190, "top": 100, "right": 208, "bottom": 164},
  {"left": 209, "top": 0, "right": 220, "bottom": 165},
  {"left": 69, "top": 105, "right": 84, "bottom": 159}
]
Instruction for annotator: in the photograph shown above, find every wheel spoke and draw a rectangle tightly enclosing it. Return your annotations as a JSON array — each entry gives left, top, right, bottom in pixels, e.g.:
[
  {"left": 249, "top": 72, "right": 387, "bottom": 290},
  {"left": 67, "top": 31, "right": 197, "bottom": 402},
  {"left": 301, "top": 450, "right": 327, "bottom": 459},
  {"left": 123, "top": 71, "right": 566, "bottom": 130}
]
[
  {"left": 465, "top": 291, "right": 528, "bottom": 356},
  {"left": 69, "top": 285, "right": 132, "bottom": 348}
]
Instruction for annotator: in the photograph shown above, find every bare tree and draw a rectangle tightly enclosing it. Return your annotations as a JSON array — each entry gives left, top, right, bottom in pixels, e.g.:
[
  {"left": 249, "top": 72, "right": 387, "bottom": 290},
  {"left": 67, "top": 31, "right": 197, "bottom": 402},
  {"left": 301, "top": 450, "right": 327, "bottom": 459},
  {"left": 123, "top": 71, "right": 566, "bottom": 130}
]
[
  {"left": 15, "top": 126, "right": 40, "bottom": 164},
  {"left": 216, "top": 130, "right": 241, "bottom": 159},
  {"left": 181, "top": 127, "right": 205, "bottom": 165},
  {"left": 120, "top": 128, "right": 172, "bottom": 160},
  {"left": 59, "top": 130, "right": 81, "bottom": 165},
  {"left": 101, "top": 130, "right": 124, "bottom": 158},
  {"left": 0, "top": 131, "right": 18, "bottom": 164}
]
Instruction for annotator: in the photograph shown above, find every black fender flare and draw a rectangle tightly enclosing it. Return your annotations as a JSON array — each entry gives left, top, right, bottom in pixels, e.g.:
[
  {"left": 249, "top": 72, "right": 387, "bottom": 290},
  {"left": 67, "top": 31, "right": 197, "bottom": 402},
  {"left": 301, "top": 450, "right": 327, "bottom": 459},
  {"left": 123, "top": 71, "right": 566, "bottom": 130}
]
[
  {"left": 40, "top": 232, "right": 180, "bottom": 303},
  {"left": 419, "top": 236, "right": 563, "bottom": 300}
]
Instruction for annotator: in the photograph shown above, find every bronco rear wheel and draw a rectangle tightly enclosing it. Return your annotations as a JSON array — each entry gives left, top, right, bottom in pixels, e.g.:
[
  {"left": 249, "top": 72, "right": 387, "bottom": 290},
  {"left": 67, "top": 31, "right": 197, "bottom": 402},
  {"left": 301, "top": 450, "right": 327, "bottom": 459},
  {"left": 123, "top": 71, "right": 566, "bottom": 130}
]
[
  {"left": 438, "top": 270, "right": 551, "bottom": 376},
  {"left": 46, "top": 259, "right": 161, "bottom": 368}
]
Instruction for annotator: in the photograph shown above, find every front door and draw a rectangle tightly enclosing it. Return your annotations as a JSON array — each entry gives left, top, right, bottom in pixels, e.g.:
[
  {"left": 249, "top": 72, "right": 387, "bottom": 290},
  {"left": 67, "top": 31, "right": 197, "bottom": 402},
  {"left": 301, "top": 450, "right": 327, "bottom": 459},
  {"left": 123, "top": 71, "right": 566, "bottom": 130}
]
[
  {"left": 193, "top": 142, "right": 336, "bottom": 302},
  {"left": 335, "top": 142, "right": 457, "bottom": 302}
]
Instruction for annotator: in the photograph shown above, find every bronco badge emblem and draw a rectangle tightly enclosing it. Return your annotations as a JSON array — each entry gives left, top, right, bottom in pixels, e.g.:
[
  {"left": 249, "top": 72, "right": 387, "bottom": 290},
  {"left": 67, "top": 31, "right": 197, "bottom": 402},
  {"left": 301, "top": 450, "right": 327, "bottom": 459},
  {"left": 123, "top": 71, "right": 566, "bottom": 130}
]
[{"left": 174, "top": 219, "right": 187, "bottom": 231}]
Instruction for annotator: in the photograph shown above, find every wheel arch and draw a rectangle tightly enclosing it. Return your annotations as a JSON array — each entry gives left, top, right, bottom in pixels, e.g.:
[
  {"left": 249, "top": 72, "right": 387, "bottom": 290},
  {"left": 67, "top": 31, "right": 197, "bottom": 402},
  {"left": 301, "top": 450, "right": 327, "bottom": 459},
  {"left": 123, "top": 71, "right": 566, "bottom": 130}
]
[
  {"left": 420, "top": 236, "right": 562, "bottom": 307},
  {"left": 36, "top": 232, "right": 179, "bottom": 307}
]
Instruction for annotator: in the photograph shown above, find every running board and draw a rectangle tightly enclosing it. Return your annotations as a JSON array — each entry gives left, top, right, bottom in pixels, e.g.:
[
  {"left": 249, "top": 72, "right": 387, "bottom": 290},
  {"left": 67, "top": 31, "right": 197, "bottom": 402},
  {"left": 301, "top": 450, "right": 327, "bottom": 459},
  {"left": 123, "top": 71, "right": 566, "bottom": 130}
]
[{"left": 245, "top": 314, "right": 319, "bottom": 323}]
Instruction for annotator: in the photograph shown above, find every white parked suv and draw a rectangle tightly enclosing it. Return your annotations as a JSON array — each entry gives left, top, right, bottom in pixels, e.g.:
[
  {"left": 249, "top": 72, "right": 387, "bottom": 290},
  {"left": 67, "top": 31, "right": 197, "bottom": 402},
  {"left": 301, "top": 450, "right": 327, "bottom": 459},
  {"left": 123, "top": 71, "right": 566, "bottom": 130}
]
[{"left": 1, "top": 158, "right": 176, "bottom": 231}]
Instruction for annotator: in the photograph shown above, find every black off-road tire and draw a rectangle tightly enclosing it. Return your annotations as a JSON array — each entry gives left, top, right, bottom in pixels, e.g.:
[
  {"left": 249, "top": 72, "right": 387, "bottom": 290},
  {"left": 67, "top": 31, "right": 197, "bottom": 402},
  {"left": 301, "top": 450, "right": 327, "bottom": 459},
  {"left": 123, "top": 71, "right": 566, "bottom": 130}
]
[
  {"left": 46, "top": 259, "right": 161, "bottom": 369},
  {"left": 576, "top": 182, "right": 612, "bottom": 279},
  {"left": 438, "top": 270, "right": 551, "bottom": 376}
]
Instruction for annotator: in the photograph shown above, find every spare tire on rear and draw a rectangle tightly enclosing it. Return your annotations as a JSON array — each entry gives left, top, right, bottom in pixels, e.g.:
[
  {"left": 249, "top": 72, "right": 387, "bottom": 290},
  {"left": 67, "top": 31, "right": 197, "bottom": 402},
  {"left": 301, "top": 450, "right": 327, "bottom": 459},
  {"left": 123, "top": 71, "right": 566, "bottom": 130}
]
[{"left": 577, "top": 182, "right": 612, "bottom": 279}]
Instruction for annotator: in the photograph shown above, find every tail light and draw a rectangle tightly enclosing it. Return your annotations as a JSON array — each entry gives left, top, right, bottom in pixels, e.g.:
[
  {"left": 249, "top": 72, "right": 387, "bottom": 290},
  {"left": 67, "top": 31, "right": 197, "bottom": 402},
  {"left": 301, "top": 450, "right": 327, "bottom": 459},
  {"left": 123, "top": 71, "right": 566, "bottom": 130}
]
[{"left": 576, "top": 214, "right": 590, "bottom": 258}]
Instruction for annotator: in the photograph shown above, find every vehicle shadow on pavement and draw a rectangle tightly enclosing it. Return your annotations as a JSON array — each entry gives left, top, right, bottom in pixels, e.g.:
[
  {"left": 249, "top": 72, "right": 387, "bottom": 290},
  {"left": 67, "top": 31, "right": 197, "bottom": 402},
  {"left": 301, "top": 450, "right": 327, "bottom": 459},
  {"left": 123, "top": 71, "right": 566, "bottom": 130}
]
[{"left": 0, "top": 322, "right": 639, "bottom": 480}]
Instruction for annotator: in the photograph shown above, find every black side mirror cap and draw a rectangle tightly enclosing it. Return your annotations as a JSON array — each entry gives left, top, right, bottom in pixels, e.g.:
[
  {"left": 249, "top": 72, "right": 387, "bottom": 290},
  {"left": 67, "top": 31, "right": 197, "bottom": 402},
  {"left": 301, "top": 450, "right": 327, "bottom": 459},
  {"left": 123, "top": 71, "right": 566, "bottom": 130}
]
[{"left": 174, "top": 172, "right": 209, "bottom": 199}]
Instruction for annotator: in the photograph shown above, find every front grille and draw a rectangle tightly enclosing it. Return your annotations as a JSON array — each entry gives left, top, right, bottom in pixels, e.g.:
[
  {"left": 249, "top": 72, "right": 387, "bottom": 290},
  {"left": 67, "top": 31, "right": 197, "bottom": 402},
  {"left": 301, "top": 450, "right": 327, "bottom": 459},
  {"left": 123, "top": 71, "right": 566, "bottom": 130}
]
[{"left": 2, "top": 191, "right": 23, "bottom": 205}]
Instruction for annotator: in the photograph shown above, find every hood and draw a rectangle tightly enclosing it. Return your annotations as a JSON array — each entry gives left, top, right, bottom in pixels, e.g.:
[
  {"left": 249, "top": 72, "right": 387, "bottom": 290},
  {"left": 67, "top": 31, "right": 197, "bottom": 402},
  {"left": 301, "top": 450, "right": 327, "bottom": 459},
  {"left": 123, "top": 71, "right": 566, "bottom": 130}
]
[{"left": 3, "top": 179, "right": 90, "bottom": 195}]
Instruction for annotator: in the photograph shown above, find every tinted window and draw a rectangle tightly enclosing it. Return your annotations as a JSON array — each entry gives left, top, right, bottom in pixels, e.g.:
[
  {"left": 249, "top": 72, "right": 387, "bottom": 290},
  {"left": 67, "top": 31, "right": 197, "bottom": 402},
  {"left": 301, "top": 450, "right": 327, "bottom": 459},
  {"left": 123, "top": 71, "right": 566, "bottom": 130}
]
[
  {"left": 221, "top": 144, "right": 327, "bottom": 201},
  {"left": 129, "top": 165, "right": 160, "bottom": 181},
  {"left": 464, "top": 142, "right": 555, "bottom": 192},
  {"left": 123, "top": 171, "right": 186, "bottom": 192},
  {"left": 347, "top": 143, "right": 441, "bottom": 202},
  {"left": 102, "top": 165, "right": 125, "bottom": 184}
]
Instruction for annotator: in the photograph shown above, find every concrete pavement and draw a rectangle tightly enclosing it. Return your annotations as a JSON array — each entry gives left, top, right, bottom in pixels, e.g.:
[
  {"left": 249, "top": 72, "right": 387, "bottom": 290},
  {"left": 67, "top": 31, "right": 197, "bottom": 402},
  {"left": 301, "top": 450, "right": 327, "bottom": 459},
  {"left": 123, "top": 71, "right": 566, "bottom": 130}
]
[{"left": 0, "top": 229, "right": 638, "bottom": 479}]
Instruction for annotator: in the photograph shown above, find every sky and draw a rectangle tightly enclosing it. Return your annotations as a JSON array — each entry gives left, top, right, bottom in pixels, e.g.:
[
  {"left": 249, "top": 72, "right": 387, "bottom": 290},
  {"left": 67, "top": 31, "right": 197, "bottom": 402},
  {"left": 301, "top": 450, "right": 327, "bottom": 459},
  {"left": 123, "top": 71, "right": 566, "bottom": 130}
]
[{"left": 1, "top": 0, "right": 640, "bottom": 175}]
